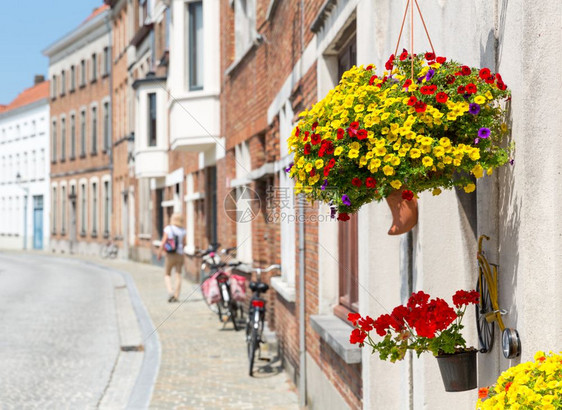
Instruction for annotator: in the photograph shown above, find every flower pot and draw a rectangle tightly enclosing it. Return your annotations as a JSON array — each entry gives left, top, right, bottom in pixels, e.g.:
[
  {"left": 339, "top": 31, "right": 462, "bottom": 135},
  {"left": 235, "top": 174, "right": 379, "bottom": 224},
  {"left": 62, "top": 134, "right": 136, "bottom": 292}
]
[
  {"left": 385, "top": 190, "right": 418, "bottom": 235},
  {"left": 436, "top": 349, "right": 477, "bottom": 392}
]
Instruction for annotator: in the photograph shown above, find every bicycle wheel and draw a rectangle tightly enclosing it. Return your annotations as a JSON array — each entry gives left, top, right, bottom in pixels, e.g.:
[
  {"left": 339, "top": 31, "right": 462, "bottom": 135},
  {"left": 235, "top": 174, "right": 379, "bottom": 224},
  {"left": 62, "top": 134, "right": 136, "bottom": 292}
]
[
  {"left": 229, "top": 301, "right": 239, "bottom": 331},
  {"left": 247, "top": 318, "right": 258, "bottom": 376},
  {"left": 475, "top": 268, "right": 495, "bottom": 353},
  {"left": 200, "top": 277, "right": 220, "bottom": 315}
]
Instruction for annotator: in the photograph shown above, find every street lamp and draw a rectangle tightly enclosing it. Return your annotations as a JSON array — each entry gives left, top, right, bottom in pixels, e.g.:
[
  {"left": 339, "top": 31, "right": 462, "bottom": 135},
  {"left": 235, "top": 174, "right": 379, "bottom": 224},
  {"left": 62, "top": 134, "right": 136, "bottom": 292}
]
[{"left": 15, "top": 172, "right": 29, "bottom": 250}]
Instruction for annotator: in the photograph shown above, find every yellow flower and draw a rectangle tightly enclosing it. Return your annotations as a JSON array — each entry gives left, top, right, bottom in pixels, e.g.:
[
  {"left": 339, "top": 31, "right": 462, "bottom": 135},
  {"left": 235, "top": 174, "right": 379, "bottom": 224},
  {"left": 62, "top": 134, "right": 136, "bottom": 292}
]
[
  {"left": 297, "top": 157, "right": 305, "bottom": 168},
  {"left": 472, "top": 164, "right": 484, "bottom": 179},
  {"left": 433, "top": 146, "right": 445, "bottom": 157},
  {"left": 374, "top": 146, "right": 387, "bottom": 156},
  {"left": 350, "top": 141, "right": 360, "bottom": 151},
  {"left": 464, "top": 183, "right": 476, "bottom": 193},
  {"left": 305, "top": 163, "right": 313, "bottom": 173},
  {"left": 343, "top": 95, "right": 354, "bottom": 108},
  {"left": 485, "top": 90, "right": 493, "bottom": 100},
  {"left": 354, "top": 104, "right": 365, "bottom": 112},
  {"left": 383, "top": 165, "right": 395, "bottom": 176},
  {"left": 469, "top": 149, "right": 481, "bottom": 161},
  {"left": 422, "top": 156, "right": 434, "bottom": 167},
  {"left": 359, "top": 156, "right": 368, "bottom": 167},
  {"left": 410, "top": 148, "right": 421, "bottom": 159},
  {"left": 439, "top": 137, "right": 451, "bottom": 147},
  {"left": 294, "top": 182, "right": 303, "bottom": 193},
  {"left": 315, "top": 159, "right": 324, "bottom": 169},
  {"left": 390, "top": 180, "right": 402, "bottom": 190},
  {"left": 303, "top": 185, "right": 313, "bottom": 194},
  {"left": 453, "top": 158, "right": 462, "bottom": 167},
  {"left": 334, "top": 146, "right": 343, "bottom": 156},
  {"left": 370, "top": 159, "right": 381, "bottom": 169},
  {"left": 348, "top": 149, "right": 359, "bottom": 159},
  {"left": 390, "top": 156, "right": 401, "bottom": 166},
  {"left": 432, "top": 188, "right": 442, "bottom": 196},
  {"left": 474, "top": 95, "right": 486, "bottom": 104}
]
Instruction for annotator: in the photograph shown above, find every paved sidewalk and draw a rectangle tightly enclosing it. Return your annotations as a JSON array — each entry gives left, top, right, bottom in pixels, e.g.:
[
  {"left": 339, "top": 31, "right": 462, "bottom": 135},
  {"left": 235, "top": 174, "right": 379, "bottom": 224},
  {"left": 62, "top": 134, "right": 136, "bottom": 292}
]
[{"left": 90, "top": 256, "right": 299, "bottom": 410}]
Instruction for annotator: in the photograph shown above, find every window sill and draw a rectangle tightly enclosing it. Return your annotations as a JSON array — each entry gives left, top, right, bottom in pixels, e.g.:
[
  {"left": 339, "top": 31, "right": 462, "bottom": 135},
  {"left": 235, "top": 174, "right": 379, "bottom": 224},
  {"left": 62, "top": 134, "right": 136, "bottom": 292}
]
[
  {"left": 310, "top": 315, "right": 362, "bottom": 364},
  {"left": 60, "top": 158, "right": 66, "bottom": 163},
  {"left": 91, "top": 232, "right": 98, "bottom": 238},
  {"left": 103, "top": 232, "right": 109, "bottom": 239},
  {"left": 79, "top": 84, "right": 86, "bottom": 89},
  {"left": 225, "top": 40, "right": 258, "bottom": 77},
  {"left": 91, "top": 151, "right": 98, "bottom": 157},
  {"left": 80, "top": 231, "right": 86, "bottom": 237},
  {"left": 102, "top": 73, "right": 109, "bottom": 79},
  {"left": 270, "top": 276, "right": 296, "bottom": 303},
  {"left": 91, "top": 78, "right": 97, "bottom": 84},
  {"left": 79, "top": 154, "right": 86, "bottom": 159}
]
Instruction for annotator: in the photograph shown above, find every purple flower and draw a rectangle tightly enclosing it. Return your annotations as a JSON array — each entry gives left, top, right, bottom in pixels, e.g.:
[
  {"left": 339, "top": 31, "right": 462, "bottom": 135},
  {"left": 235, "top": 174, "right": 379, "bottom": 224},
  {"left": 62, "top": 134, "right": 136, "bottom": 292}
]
[
  {"left": 469, "top": 103, "right": 481, "bottom": 115},
  {"left": 330, "top": 205, "right": 337, "bottom": 219},
  {"left": 509, "top": 158, "right": 515, "bottom": 165},
  {"left": 321, "top": 179, "right": 328, "bottom": 190},
  {"left": 285, "top": 163, "right": 294, "bottom": 173},
  {"left": 342, "top": 194, "right": 351, "bottom": 206},
  {"left": 417, "top": 77, "right": 424, "bottom": 84},
  {"left": 425, "top": 69, "right": 435, "bottom": 81},
  {"left": 474, "top": 138, "right": 480, "bottom": 144},
  {"left": 478, "top": 128, "right": 491, "bottom": 139}
]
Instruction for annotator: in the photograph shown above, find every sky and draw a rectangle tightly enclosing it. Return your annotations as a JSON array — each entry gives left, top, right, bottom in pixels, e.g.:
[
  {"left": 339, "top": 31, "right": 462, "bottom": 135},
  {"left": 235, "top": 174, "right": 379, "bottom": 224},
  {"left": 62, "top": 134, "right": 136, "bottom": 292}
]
[{"left": 0, "top": 0, "right": 104, "bottom": 104}]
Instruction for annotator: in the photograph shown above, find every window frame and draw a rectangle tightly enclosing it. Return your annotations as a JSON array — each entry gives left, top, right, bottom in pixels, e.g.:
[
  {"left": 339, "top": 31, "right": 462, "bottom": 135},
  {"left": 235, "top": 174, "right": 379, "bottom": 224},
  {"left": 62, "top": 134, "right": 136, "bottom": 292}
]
[
  {"left": 80, "top": 110, "right": 87, "bottom": 157},
  {"left": 147, "top": 92, "right": 157, "bottom": 147},
  {"left": 188, "top": 1, "right": 204, "bottom": 91},
  {"left": 91, "top": 106, "right": 98, "bottom": 155},
  {"left": 91, "top": 53, "right": 98, "bottom": 82}
]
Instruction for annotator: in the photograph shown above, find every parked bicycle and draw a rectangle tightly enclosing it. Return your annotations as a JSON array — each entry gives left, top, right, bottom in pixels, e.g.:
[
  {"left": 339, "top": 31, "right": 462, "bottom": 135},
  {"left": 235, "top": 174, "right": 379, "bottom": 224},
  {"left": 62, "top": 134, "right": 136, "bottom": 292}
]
[
  {"left": 100, "top": 240, "right": 118, "bottom": 259},
  {"left": 246, "top": 264, "right": 280, "bottom": 376},
  {"left": 199, "top": 244, "right": 245, "bottom": 330}
]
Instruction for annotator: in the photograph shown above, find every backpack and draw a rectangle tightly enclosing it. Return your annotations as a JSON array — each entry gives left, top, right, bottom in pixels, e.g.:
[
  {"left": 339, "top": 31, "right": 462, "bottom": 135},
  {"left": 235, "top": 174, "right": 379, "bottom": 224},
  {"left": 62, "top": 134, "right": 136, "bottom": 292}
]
[{"left": 163, "top": 226, "right": 179, "bottom": 253}]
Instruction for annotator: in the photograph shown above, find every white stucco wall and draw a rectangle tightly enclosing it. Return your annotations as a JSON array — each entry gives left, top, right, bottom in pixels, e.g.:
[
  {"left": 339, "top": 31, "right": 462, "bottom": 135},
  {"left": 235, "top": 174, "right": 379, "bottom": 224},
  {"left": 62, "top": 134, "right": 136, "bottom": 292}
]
[{"left": 356, "top": 0, "right": 562, "bottom": 409}]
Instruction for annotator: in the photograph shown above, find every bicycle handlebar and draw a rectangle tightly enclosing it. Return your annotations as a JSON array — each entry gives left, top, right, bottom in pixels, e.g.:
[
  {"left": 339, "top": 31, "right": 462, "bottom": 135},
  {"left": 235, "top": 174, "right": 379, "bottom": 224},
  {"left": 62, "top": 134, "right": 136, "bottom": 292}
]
[{"left": 250, "top": 264, "right": 281, "bottom": 273}]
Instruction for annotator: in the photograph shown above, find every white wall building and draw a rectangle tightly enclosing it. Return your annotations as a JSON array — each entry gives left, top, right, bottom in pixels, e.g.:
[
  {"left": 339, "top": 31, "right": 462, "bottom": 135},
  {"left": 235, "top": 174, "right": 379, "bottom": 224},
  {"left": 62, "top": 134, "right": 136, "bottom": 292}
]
[{"left": 0, "top": 79, "right": 50, "bottom": 251}]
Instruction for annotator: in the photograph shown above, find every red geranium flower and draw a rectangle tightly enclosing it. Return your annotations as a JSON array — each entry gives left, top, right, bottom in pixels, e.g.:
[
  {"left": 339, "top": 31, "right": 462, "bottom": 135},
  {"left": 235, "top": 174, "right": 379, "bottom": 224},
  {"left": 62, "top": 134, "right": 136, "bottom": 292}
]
[
  {"left": 365, "top": 177, "right": 376, "bottom": 188},
  {"left": 352, "top": 177, "right": 362, "bottom": 187},
  {"left": 465, "top": 83, "right": 477, "bottom": 94},
  {"left": 311, "top": 133, "right": 321, "bottom": 145},
  {"left": 337, "top": 213, "right": 350, "bottom": 222},
  {"left": 337, "top": 128, "right": 345, "bottom": 140},
  {"left": 349, "top": 328, "right": 367, "bottom": 345},
  {"left": 425, "top": 52, "right": 436, "bottom": 61},
  {"left": 461, "top": 65, "right": 472, "bottom": 75},
  {"left": 479, "top": 67, "right": 491, "bottom": 80},
  {"left": 399, "top": 48, "right": 409, "bottom": 61},
  {"left": 402, "top": 190, "right": 414, "bottom": 201},
  {"left": 407, "top": 95, "right": 417, "bottom": 106},
  {"left": 357, "top": 129, "right": 368, "bottom": 140},
  {"left": 303, "top": 143, "right": 311, "bottom": 155},
  {"left": 358, "top": 316, "right": 375, "bottom": 332},
  {"left": 452, "top": 289, "right": 479, "bottom": 308},
  {"left": 435, "top": 92, "right": 449, "bottom": 103},
  {"left": 348, "top": 312, "right": 361, "bottom": 325},
  {"left": 414, "top": 101, "right": 427, "bottom": 113},
  {"left": 436, "top": 56, "right": 446, "bottom": 64},
  {"left": 407, "top": 291, "right": 430, "bottom": 308}
]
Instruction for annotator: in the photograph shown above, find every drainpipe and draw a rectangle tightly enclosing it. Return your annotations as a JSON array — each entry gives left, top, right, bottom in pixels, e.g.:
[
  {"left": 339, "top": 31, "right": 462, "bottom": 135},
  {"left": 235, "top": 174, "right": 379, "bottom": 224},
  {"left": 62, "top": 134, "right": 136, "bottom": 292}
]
[
  {"left": 298, "top": 0, "right": 307, "bottom": 407},
  {"left": 105, "top": 10, "right": 114, "bottom": 240}
]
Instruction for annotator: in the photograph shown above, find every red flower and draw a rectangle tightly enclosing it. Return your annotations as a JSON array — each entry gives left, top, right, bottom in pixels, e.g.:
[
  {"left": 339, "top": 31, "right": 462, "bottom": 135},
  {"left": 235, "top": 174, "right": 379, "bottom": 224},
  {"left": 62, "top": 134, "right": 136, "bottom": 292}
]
[
  {"left": 349, "top": 328, "right": 367, "bottom": 345},
  {"left": 497, "top": 80, "right": 507, "bottom": 91},
  {"left": 312, "top": 121, "right": 318, "bottom": 130},
  {"left": 505, "top": 382, "right": 513, "bottom": 392},
  {"left": 390, "top": 305, "right": 409, "bottom": 331},
  {"left": 452, "top": 290, "right": 479, "bottom": 308},
  {"left": 435, "top": 92, "right": 449, "bottom": 103},
  {"left": 385, "top": 54, "right": 395, "bottom": 70},
  {"left": 478, "top": 388, "right": 489, "bottom": 400},
  {"left": 295, "top": 127, "right": 300, "bottom": 137},
  {"left": 338, "top": 213, "right": 350, "bottom": 222},
  {"left": 420, "top": 85, "right": 437, "bottom": 95},
  {"left": 303, "top": 143, "right": 311, "bottom": 155},
  {"left": 407, "top": 95, "right": 418, "bottom": 106},
  {"left": 337, "top": 128, "right": 345, "bottom": 140},
  {"left": 350, "top": 121, "right": 360, "bottom": 130},
  {"left": 407, "top": 291, "right": 430, "bottom": 308},
  {"left": 425, "top": 52, "right": 436, "bottom": 61},
  {"left": 446, "top": 75, "right": 456, "bottom": 84},
  {"left": 436, "top": 56, "right": 446, "bottom": 64},
  {"left": 311, "top": 133, "right": 321, "bottom": 145},
  {"left": 399, "top": 48, "right": 409, "bottom": 61},
  {"left": 352, "top": 178, "right": 363, "bottom": 187},
  {"left": 403, "top": 79, "right": 412, "bottom": 89},
  {"left": 365, "top": 177, "right": 376, "bottom": 188},
  {"left": 414, "top": 101, "right": 427, "bottom": 113},
  {"left": 303, "top": 131, "right": 309, "bottom": 141},
  {"left": 323, "top": 167, "right": 330, "bottom": 177},
  {"left": 402, "top": 190, "right": 414, "bottom": 201},
  {"left": 373, "top": 314, "right": 393, "bottom": 337},
  {"left": 496, "top": 73, "right": 503, "bottom": 82},
  {"left": 461, "top": 65, "right": 472, "bottom": 76},
  {"left": 310, "top": 168, "right": 316, "bottom": 177},
  {"left": 358, "top": 316, "right": 375, "bottom": 332},
  {"left": 348, "top": 312, "right": 361, "bottom": 325},
  {"left": 328, "top": 158, "right": 336, "bottom": 168},
  {"left": 457, "top": 85, "right": 466, "bottom": 94},
  {"left": 479, "top": 67, "right": 491, "bottom": 80},
  {"left": 369, "top": 75, "right": 377, "bottom": 86},
  {"left": 357, "top": 129, "right": 368, "bottom": 140},
  {"left": 465, "top": 83, "right": 477, "bottom": 94},
  {"left": 485, "top": 75, "right": 496, "bottom": 84}
]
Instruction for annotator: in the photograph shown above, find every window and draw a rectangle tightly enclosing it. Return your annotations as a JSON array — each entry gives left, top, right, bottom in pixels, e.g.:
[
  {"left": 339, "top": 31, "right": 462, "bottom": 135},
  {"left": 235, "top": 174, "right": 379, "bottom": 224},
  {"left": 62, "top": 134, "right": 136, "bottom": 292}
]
[
  {"left": 70, "top": 114, "right": 76, "bottom": 159},
  {"left": 91, "top": 106, "right": 98, "bottom": 154},
  {"left": 103, "top": 181, "right": 110, "bottom": 236},
  {"left": 52, "top": 75, "right": 57, "bottom": 99},
  {"left": 103, "top": 47, "right": 110, "bottom": 76},
  {"left": 91, "top": 53, "right": 97, "bottom": 82},
  {"left": 148, "top": 93, "right": 157, "bottom": 146},
  {"left": 103, "top": 102, "right": 110, "bottom": 151},
  {"left": 336, "top": 35, "right": 358, "bottom": 318},
  {"left": 80, "top": 111, "right": 86, "bottom": 156},
  {"left": 92, "top": 182, "right": 98, "bottom": 235},
  {"left": 52, "top": 186, "right": 57, "bottom": 234},
  {"left": 234, "top": 0, "right": 256, "bottom": 58},
  {"left": 31, "top": 120, "right": 36, "bottom": 137},
  {"left": 51, "top": 120, "right": 57, "bottom": 162},
  {"left": 70, "top": 65, "right": 76, "bottom": 91},
  {"left": 140, "top": 0, "right": 148, "bottom": 24},
  {"left": 61, "top": 186, "right": 66, "bottom": 234},
  {"left": 31, "top": 151, "right": 36, "bottom": 179},
  {"left": 80, "top": 184, "right": 87, "bottom": 235},
  {"left": 188, "top": 1, "right": 204, "bottom": 90},
  {"left": 80, "top": 60, "right": 86, "bottom": 86},
  {"left": 61, "top": 70, "right": 66, "bottom": 96},
  {"left": 139, "top": 179, "right": 151, "bottom": 235},
  {"left": 165, "top": 7, "right": 171, "bottom": 50},
  {"left": 60, "top": 117, "right": 66, "bottom": 161}
]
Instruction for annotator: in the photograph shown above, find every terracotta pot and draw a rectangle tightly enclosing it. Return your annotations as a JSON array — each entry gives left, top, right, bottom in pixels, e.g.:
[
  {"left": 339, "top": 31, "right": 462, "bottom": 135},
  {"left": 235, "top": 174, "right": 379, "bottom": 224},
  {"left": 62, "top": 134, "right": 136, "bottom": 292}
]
[
  {"left": 385, "top": 190, "right": 418, "bottom": 235},
  {"left": 435, "top": 349, "right": 478, "bottom": 392}
]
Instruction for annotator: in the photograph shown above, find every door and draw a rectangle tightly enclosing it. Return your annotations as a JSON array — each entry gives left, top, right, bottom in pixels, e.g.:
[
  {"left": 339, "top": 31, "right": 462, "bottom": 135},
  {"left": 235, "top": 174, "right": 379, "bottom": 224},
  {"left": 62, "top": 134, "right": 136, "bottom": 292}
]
[{"left": 32, "top": 195, "right": 43, "bottom": 250}]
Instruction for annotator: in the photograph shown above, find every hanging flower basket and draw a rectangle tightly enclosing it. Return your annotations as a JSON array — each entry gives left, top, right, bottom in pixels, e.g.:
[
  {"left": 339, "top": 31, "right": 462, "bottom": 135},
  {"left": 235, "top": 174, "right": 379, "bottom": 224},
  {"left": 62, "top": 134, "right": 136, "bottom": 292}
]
[
  {"left": 286, "top": 52, "right": 512, "bottom": 230},
  {"left": 349, "top": 289, "right": 480, "bottom": 392}
]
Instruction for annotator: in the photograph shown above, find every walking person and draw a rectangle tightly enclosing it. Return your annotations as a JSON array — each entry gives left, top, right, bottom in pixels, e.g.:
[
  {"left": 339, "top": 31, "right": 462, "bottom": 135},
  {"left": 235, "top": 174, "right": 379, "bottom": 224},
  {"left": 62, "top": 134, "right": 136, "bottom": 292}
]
[{"left": 157, "top": 213, "right": 187, "bottom": 302}]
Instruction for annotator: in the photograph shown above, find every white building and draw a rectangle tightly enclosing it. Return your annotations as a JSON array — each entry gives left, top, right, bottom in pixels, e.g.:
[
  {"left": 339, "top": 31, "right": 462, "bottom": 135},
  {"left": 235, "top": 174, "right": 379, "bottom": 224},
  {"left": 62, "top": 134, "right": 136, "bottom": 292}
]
[{"left": 0, "top": 79, "right": 50, "bottom": 250}]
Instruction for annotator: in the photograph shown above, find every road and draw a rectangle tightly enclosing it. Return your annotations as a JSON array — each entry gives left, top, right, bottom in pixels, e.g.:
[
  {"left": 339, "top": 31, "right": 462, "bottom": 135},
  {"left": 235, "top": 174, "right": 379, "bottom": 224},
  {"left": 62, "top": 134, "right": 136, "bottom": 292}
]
[{"left": 0, "top": 252, "right": 142, "bottom": 409}]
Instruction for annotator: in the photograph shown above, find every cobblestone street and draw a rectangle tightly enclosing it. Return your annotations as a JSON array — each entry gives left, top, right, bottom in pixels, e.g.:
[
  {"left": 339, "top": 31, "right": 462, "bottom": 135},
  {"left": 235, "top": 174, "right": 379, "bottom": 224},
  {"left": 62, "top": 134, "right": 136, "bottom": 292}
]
[{"left": 92, "top": 255, "right": 299, "bottom": 410}]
